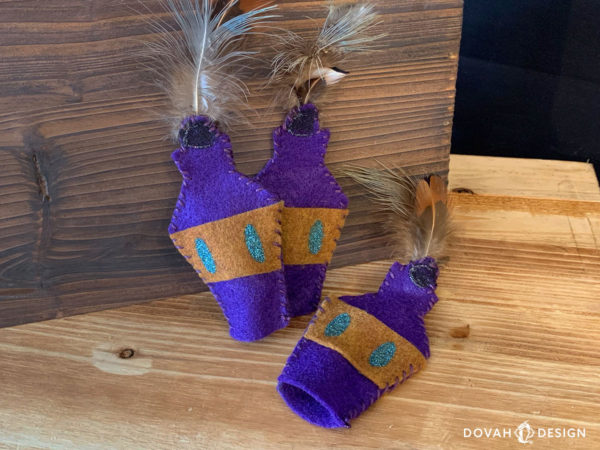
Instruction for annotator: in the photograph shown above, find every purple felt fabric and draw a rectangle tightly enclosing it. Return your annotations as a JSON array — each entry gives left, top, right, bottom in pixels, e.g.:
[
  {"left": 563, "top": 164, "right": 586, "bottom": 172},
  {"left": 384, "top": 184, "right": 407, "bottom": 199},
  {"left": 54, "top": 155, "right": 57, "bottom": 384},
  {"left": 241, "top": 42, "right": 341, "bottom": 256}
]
[
  {"left": 278, "top": 338, "right": 379, "bottom": 428},
  {"left": 342, "top": 258, "right": 439, "bottom": 357},
  {"left": 277, "top": 258, "right": 439, "bottom": 427},
  {"left": 255, "top": 103, "right": 348, "bottom": 209},
  {"left": 170, "top": 116, "right": 280, "bottom": 234},
  {"left": 284, "top": 264, "right": 327, "bottom": 317},
  {"left": 169, "top": 115, "right": 289, "bottom": 341},
  {"left": 255, "top": 104, "right": 348, "bottom": 317},
  {"left": 209, "top": 270, "right": 288, "bottom": 342}
]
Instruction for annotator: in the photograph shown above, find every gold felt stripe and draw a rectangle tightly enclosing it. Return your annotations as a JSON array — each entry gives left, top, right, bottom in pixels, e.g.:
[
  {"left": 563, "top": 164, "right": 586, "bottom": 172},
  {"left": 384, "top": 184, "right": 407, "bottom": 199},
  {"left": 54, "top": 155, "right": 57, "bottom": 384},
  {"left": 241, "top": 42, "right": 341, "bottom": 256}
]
[
  {"left": 170, "top": 202, "right": 283, "bottom": 283},
  {"left": 281, "top": 207, "right": 348, "bottom": 265},
  {"left": 305, "top": 297, "right": 427, "bottom": 389}
]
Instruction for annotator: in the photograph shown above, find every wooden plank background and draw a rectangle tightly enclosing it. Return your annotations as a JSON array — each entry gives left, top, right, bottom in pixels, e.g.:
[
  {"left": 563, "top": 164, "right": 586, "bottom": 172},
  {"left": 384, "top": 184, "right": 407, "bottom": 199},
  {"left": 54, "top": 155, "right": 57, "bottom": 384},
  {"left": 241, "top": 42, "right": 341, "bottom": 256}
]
[
  {"left": 0, "top": 0, "right": 463, "bottom": 327},
  {"left": 0, "top": 155, "right": 598, "bottom": 449}
]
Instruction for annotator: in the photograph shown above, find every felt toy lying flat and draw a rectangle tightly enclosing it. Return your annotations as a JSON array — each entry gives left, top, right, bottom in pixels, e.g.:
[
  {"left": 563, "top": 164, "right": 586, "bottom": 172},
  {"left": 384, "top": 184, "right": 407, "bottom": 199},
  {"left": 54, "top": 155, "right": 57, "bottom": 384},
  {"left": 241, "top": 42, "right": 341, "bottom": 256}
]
[
  {"left": 277, "top": 170, "right": 453, "bottom": 428},
  {"left": 147, "top": 0, "right": 288, "bottom": 341},
  {"left": 255, "top": 3, "right": 382, "bottom": 317}
]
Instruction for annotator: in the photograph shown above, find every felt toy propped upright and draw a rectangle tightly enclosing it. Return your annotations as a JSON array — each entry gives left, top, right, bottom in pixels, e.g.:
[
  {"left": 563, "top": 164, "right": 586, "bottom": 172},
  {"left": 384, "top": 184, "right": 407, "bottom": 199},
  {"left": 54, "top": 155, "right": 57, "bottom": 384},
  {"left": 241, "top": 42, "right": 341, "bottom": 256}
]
[
  {"left": 256, "top": 103, "right": 348, "bottom": 316},
  {"left": 255, "top": 3, "right": 382, "bottom": 317},
  {"left": 277, "top": 170, "right": 453, "bottom": 427},
  {"left": 145, "top": 0, "right": 288, "bottom": 341}
]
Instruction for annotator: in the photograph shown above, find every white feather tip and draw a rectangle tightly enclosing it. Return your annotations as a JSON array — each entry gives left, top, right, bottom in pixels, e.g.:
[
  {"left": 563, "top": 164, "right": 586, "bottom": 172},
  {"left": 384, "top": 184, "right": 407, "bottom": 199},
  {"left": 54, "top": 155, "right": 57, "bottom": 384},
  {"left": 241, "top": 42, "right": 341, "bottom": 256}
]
[{"left": 269, "top": 1, "right": 383, "bottom": 108}]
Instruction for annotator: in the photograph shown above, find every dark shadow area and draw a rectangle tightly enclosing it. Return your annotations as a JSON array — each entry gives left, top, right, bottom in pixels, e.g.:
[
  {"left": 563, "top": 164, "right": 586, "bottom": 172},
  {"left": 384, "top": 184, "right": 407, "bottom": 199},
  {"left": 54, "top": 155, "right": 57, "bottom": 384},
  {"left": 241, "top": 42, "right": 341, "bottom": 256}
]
[{"left": 452, "top": 0, "right": 600, "bottom": 176}]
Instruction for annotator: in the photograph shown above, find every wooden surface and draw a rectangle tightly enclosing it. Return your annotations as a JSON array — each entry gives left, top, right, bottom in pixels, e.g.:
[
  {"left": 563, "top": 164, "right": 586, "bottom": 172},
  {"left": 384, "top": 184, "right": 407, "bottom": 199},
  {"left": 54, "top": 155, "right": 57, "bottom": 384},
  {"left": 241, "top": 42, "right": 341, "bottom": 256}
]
[
  {"left": 0, "top": 0, "right": 463, "bottom": 328},
  {"left": 0, "top": 154, "right": 598, "bottom": 449}
]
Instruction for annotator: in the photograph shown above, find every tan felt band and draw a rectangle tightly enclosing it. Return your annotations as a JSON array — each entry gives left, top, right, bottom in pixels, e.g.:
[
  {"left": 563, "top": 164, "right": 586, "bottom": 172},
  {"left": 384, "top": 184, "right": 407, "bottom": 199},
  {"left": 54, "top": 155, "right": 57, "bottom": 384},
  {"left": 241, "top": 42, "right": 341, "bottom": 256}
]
[
  {"left": 305, "top": 297, "right": 427, "bottom": 389},
  {"left": 281, "top": 207, "right": 348, "bottom": 265},
  {"left": 170, "top": 202, "right": 283, "bottom": 283}
]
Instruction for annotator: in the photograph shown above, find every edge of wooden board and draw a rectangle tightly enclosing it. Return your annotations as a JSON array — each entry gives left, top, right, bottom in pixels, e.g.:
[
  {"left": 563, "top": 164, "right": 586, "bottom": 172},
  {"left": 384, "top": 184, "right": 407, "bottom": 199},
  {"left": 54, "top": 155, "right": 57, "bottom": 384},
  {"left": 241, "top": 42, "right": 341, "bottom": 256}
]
[{"left": 449, "top": 154, "right": 600, "bottom": 201}]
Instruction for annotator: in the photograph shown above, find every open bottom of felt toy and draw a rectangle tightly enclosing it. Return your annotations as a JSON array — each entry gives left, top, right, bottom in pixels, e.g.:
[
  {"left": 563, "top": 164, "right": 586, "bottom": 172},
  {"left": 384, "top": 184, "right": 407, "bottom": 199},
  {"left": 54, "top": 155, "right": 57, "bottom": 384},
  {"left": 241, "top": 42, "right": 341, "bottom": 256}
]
[
  {"left": 277, "top": 338, "right": 380, "bottom": 428},
  {"left": 277, "top": 379, "right": 347, "bottom": 429}
]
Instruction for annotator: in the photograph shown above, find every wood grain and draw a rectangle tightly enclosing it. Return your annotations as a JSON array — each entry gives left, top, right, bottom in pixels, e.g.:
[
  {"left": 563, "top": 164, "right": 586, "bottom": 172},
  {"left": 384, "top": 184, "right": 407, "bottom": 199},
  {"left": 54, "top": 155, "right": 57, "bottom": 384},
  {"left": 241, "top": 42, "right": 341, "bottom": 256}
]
[
  {"left": 0, "top": 0, "right": 463, "bottom": 327},
  {"left": 0, "top": 155, "right": 598, "bottom": 449},
  {"left": 450, "top": 155, "right": 600, "bottom": 201}
]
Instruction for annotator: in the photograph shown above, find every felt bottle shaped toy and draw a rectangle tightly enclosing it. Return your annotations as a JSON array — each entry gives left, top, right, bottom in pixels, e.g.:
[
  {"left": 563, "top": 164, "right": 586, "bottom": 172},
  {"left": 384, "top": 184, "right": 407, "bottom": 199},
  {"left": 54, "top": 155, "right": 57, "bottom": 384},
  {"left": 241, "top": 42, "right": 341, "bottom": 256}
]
[
  {"left": 147, "top": 0, "right": 288, "bottom": 341},
  {"left": 277, "top": 170, "right": 453, "bottom": 427},
  {"left": 255, "top": 3, "right": 382, "bottom": 317}
]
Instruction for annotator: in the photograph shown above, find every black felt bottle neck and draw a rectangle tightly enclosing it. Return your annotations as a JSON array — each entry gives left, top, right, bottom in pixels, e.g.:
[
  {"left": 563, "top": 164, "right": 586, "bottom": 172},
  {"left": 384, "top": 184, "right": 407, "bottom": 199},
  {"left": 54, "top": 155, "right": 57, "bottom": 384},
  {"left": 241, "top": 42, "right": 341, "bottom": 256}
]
[
  {"left": 172, "top": 116, "right": 234, "bottom": 175},
  {"left": 178, "top": 117, "right": 216, "bottom": 148}
]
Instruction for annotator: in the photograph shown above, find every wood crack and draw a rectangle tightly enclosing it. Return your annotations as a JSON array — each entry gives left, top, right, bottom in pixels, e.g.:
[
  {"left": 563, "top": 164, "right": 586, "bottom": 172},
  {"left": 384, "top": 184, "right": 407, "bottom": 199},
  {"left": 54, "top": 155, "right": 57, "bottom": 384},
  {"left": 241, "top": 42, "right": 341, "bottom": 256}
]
[{"left": 32, "top": 152, "right": 51, "bottom": 203}]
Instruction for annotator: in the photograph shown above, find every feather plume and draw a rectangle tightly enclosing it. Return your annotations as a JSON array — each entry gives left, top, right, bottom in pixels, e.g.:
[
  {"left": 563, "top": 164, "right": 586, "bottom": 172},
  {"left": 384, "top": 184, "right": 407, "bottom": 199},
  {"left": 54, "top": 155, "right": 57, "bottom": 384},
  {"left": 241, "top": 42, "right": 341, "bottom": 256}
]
[
  {"left": 269, "top": 2, "right": 382, "bottom": 108},
  {"left": 142, "top": 0, "right": 277, "bottom": 136},
  {"left": 340, "top": 165, "right": 454, "bottom": 263}
]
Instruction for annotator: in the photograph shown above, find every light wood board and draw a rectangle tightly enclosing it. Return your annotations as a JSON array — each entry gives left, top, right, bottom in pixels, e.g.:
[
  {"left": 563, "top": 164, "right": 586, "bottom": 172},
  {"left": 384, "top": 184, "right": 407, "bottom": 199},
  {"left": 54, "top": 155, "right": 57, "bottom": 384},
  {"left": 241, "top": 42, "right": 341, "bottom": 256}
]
[{"left": 0, "top": 154, "right": 599, "bottom": 449}]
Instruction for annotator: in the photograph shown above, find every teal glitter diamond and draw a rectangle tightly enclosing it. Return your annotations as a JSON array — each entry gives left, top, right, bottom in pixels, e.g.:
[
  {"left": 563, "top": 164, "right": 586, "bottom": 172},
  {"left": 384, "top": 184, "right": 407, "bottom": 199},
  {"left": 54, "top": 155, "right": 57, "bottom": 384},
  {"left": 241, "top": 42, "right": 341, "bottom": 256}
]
[
  {"left": 308, "top": 219, "right": 324, "bottom": 255},
  {"left": 244, "top": 224, "right": 266, "bottom": 263},
  {"left": 369, "top": 342, "right": 397, "bottom": 367},
  {"left": 324, "top": 312, "right": 351, "bottom": 337}
]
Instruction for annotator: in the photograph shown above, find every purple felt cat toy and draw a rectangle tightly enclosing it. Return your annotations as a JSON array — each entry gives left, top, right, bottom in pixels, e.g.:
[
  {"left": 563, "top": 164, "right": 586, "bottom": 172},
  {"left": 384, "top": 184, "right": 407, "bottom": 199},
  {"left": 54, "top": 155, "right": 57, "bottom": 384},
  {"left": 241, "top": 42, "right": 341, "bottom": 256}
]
[
  {"left": 169, "top": 117, "right": 287, "bottom": 341},
  {"left": 277, "top": 173, "right": 453, "bottom": 427},
  {"left": 256, "top": 104, "right": 348, "bottom": 317},
  {"left": 147, "top": 1, "right": 287, "bottom": 341},
  {"left": 256, "top": 2, "right": 381, "bottom": 317},
  {"left": 278, "top": 258, "right": 438, "bottom": 428}
]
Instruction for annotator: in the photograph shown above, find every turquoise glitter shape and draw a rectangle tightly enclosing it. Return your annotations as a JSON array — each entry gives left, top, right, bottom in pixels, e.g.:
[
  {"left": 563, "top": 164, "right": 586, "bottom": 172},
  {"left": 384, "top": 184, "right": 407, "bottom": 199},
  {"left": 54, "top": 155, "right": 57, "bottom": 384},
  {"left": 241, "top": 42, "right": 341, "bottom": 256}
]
[
  {"left": 324, "top": 313, "right": 351, "bottom": 337},
  {"left": 244, "top": 224, "right": 265, "bottom": 263},
  {"left": 369, "top": 342, "right": 397, "bottom": 367},
  {"left": 194, "top": 238, "right": 216, "bottom": 274},
  {"left": 308, "top": 219, "right": 324, "bottom": 255}
]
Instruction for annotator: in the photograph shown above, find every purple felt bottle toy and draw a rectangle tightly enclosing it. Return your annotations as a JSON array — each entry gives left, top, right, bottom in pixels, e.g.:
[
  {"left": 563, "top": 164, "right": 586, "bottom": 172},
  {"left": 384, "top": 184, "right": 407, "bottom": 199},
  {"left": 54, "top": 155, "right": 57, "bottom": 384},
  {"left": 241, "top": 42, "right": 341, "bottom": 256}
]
[
  {"left": 169, "top": 117, "right": 287, "bottom": 341},
  {"left": 278, "top": 258, "right": 438, "bottom": 428},
  {"left": 277, "top": 172, "right": 453, "bottom": 427},
  {"left": 144, "top": 1, "right": 286, "bottom": 341},
  {"left": 256, "top": 2, "right": 381, "bottom": 317},
  {"left": 255, "top": 104, "right": 348, "bottom": 317}
]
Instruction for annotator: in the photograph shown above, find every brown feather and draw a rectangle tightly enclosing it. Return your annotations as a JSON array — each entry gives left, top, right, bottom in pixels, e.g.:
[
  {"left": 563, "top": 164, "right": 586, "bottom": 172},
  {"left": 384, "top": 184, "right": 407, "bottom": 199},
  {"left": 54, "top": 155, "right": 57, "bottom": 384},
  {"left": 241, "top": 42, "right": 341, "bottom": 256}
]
[
  {"left": 415, "top": 179, "right": 433, "bottom": 216},
  {"left": 429, "top": 175, "right": 447, "bottom": 204},
  {"left": 140, "top": 0, "right": 277, "bottom": 137},
  {"left": 339, "top": 166, "right": 454, "bottom": 263},
  {"left": 268, "top": 2, "right": 383, "bottom": 109}
]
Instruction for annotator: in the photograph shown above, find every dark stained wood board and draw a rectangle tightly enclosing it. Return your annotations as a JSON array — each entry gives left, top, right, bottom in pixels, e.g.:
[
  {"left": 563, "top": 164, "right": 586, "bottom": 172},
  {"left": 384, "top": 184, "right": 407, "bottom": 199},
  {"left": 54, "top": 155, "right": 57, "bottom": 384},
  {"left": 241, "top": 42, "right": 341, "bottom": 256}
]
[{"left": 0, "top": 0, "right": 463, "bottom": 327}]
